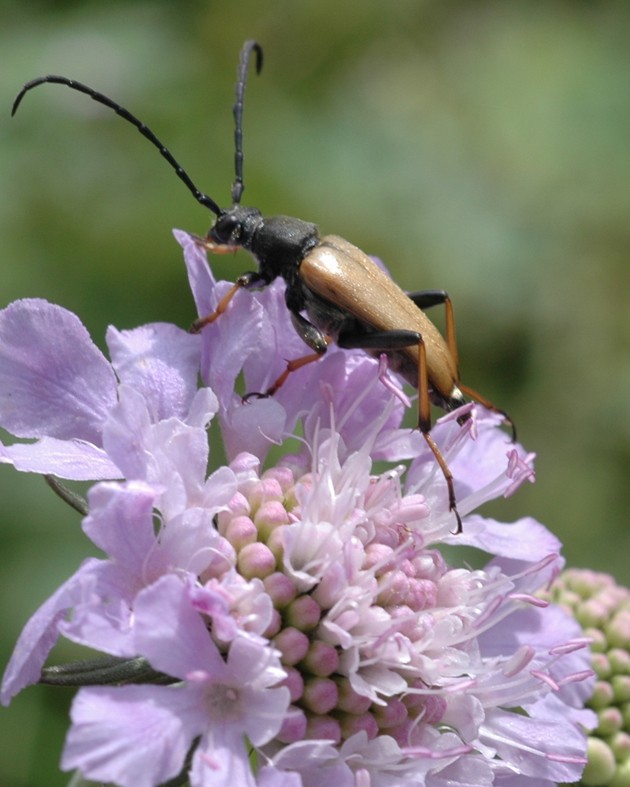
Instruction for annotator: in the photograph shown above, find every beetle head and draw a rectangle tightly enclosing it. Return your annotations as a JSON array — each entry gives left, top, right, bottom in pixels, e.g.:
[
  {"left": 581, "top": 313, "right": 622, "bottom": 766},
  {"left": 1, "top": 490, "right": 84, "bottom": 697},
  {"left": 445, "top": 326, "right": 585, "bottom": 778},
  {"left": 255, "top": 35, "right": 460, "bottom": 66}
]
[{"left": 207, "top": 206, "right": 263, "bottom": 250}]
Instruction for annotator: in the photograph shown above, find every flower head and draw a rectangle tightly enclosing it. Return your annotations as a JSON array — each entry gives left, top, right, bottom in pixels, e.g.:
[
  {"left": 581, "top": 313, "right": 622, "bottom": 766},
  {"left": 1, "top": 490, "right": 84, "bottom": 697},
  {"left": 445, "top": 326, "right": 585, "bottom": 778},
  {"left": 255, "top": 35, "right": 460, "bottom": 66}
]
[
  {"left": 0, "top": 231, "right": 594, "bottom": 785},
  {"left": 544, "top": 568, "right": 630, "bottom": 786}
]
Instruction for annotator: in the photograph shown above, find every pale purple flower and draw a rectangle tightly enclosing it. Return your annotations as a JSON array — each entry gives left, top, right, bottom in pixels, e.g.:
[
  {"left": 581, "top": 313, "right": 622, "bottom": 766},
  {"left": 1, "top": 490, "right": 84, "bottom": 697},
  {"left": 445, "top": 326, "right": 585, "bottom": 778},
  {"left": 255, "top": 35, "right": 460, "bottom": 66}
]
[
  {"left": 62, "top": 574, "right": 289, "bottom": 787},
  {"left": 0, "top": 231, "right": 595, "bottom": 785},
  {"left": 0, "top": 298, "right": 209, "bottom": 481}
]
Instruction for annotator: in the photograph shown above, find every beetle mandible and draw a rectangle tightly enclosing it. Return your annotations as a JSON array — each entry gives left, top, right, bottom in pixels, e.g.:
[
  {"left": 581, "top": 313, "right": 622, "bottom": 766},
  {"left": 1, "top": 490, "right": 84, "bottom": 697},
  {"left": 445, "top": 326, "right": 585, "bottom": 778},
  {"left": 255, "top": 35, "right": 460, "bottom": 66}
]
[{"left": 12, "top": 40, "right": 514, "bottom": 532}]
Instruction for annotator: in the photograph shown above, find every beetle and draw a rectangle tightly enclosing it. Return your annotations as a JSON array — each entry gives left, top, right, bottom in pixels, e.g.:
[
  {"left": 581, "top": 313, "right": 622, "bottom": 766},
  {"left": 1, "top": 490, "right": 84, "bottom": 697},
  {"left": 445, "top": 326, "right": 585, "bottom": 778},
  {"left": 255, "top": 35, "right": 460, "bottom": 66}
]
[{"left": 12, "top": 40, "right": 513, "bottom": 532}]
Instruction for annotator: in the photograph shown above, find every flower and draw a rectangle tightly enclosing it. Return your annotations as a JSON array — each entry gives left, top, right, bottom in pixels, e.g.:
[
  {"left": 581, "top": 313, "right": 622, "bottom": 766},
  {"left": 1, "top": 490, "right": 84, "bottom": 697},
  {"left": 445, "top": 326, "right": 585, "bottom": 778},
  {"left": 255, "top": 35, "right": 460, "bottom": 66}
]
[
  {"left": 0, "top": 297, "right": 208, "bottom": 481},
  {"left": 543, "top": 569, "right": 630, "bottom": 786},
  {"left": 62, "top": 574, "right": 290, "bottom": 787},
  {"left": 0, "top": 231, "right": 594, "bottom": 785}
]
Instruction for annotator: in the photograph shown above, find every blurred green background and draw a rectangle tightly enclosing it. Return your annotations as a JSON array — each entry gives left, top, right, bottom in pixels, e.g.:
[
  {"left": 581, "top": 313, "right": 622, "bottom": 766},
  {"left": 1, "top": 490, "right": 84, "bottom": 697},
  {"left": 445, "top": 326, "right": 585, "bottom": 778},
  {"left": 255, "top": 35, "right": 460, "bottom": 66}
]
[{"left": 1, "top": 0, "right": 629, "bottom": 784}]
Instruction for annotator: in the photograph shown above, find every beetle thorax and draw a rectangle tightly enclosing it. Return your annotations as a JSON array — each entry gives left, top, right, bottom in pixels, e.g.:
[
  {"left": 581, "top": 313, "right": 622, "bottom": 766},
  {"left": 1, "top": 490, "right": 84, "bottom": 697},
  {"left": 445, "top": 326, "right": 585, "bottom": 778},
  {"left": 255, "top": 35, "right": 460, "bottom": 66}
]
[
  {"left": 207, "top": 210, "right": 320, "bottom": 284},
  {"left": 247, "top": 214, "right": 320, "bottom": 283}
]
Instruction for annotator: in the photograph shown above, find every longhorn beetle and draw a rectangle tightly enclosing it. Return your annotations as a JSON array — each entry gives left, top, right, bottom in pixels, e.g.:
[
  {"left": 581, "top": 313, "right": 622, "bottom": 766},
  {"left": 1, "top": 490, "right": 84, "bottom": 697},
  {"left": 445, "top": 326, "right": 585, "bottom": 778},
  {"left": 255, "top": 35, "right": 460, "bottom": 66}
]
[{"left": 12, "top": 40, "right": 514, "bottom": 532}]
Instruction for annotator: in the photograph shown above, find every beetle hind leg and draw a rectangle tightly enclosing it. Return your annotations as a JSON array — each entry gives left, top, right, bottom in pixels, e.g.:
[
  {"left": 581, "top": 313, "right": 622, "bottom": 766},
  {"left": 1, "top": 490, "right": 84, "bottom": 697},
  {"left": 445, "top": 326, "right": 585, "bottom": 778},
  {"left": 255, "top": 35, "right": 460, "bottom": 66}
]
[
  {"left": 406, "top": 291, "right": 516, "bottom": 442},
  {"left": 415, "top": 337, "right": 463, "bottom": 534},
  {"left": 422, "top": 431, "right": 462, "bottom": 534},
  {"left": 338, "top": 326, "right": 463, "bottom": 533},
  {"left": 407, "top": 290, "right": 459, "bottom": 377},
  {"left": 458, "top": 383, "right": 517, "bottom": 442}
]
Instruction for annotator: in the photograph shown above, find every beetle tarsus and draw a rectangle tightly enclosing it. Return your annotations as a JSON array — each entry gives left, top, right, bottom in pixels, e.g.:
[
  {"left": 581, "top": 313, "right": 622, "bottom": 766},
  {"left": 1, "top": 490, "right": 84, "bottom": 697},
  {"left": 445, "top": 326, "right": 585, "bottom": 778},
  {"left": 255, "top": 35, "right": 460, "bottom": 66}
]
[
  {"left": 458, "top": 383, "right": 516, "bottom": 442},
  {"left": 420, "top": 430, "right": 463, "bottom": 533},
  {"left": 189, "top": 280, "right": 245, "bottom": 333},
  {"left": 502, "top": 412, "right": 517, "bottom": 443},
  {"left": 242, "top": 350, "right": 324, "bottom": 402},
  {"left": 242, "top": 391, "right": 269, "bottom": 403},
  {"left": 451, "top": 506, "right": 463, "bottom": 535}
]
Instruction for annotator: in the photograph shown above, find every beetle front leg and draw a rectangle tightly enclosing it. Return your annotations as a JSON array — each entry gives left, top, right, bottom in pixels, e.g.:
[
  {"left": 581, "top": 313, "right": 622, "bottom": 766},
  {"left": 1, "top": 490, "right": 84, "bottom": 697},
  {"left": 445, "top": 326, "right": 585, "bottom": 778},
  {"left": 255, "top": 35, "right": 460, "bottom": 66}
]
[{"left": 190, "top": 271, "right": 266, "bottom": 333}]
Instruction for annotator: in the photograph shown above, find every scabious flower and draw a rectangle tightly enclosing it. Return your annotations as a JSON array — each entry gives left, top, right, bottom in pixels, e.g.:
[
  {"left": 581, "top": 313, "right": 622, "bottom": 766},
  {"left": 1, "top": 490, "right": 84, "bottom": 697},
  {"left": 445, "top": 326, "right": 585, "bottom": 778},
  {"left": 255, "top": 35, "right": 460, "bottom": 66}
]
[
  {"left": 0, "top": 230, "right": 594, "bottom": 786},
  {"left": 543, "top": 569, "right": 630, "bottom": 786}
]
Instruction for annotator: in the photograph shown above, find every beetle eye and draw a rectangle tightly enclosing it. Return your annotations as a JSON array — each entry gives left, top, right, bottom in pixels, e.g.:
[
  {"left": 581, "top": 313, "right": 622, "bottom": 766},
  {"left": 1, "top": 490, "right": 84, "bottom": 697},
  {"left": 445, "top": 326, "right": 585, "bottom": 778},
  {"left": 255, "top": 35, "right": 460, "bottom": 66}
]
[{"left": 208, "top": 214, "right": 241, "bottom": 245}]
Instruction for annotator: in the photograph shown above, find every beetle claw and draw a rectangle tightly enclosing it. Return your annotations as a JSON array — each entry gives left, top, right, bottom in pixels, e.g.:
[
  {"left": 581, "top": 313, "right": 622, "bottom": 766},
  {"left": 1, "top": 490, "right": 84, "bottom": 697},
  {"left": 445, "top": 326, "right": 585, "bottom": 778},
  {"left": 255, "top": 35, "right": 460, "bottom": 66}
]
[
  {"left": 451, "top": 507, "right": 463, "bottom": 535},
  {"left": 242, "top": 391, "right": 270, "bottom": 403}
]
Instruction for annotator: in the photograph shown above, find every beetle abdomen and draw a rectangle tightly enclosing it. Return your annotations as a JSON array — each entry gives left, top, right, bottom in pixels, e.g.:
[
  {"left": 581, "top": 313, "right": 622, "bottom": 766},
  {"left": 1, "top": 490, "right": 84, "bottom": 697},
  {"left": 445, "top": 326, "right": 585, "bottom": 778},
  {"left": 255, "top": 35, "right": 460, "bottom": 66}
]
[{"left": 300, "top": 236, "right": 459, "bottom": 401}]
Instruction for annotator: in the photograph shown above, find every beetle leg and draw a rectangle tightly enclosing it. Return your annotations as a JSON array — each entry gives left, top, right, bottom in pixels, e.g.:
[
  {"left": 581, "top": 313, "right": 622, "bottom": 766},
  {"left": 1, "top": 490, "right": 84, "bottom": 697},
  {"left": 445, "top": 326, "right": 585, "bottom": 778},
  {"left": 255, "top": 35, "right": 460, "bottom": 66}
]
[
  {"left": 406, "top": 289, "right": 449, "bottom": 310},
  {"left": 407, "top": 292, "right": 515, "bottom": 442},
  {"left": 338, "top": 326, "right": 462, "bottom": 533},
  {"left": 241, "top": 305, "right": 330, "bottom": 399},
  {"left": 289, "top": 310, "right": 328, "bottom": 354},
  {"left": 190, "top": 271, "right": 266, "bottom": 333},
  {"left": 415, "top": 334, "right": 461, "bottom": 534},
  {"left": 422, "top": 432, "right": 461, "bottom": 533},
  {"left": 336, "top": 328, "right": 420, "bottom": 351},
  {"left": 458, "top": 383, "right": 517, "bottom": 442},
  {"left": 243, "top": 348, "right": 327, "bottom": 400},
  {"left": 407, "top": 289, "right": 458, "bottom": 377}
]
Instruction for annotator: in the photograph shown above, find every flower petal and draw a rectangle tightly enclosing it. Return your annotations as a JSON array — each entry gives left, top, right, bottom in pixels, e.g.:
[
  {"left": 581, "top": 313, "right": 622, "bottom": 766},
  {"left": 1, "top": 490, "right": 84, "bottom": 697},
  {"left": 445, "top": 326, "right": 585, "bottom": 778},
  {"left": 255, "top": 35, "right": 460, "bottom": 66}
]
[
  {"left": 451, "top": 515, "right": 562, "bottom": 561},
  {"left": 481, "top": 707, "right": 588, "bottom": 782},
  {"left": 0, "top": 299, "right": 117, "bottom": 442},
  {"left": 0, "top": 435, "right": 121, "bottom": 479},
  {"left": 1, "top": 558, "right": 103, "bottom": 704},
  {"left": 106, "top": 322, "right": 201, "bottom": 422},
  {"left": 62, "top": 683, "right": 204, "bottom": 787},
  {"left": 82, "top": 481, "right": 158, "bottom": 573},
  {"left": 134, "top": 575, "right": 225, "bottom": 679},
  {"left": 221, "top": 397, "right": 287, "bottom": 463},
  {"left": 191, "top": 726, "right": 258, "bottom": 787}
]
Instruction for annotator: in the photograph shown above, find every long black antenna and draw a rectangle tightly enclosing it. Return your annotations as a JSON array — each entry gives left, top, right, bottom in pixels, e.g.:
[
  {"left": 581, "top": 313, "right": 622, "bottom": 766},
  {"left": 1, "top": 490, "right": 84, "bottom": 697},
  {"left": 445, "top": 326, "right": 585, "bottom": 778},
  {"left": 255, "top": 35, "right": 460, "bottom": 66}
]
[
  {"left": 11, "top": 75, "right": 224, "bottom": 217},
  {"left": 231, "top": 40, "right": 263, "bottom": 206}
]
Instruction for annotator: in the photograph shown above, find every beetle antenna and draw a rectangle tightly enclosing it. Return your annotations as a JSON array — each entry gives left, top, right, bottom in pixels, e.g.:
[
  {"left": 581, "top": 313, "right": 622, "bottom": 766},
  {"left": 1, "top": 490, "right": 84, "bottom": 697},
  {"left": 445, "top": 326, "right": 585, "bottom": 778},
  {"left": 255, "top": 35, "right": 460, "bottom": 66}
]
[
  {"left": 11, "top": 75, "right": 224, "bottom": 217},
  {"left": 231, "top": 40, "right": 263, "bottom": 206}
]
